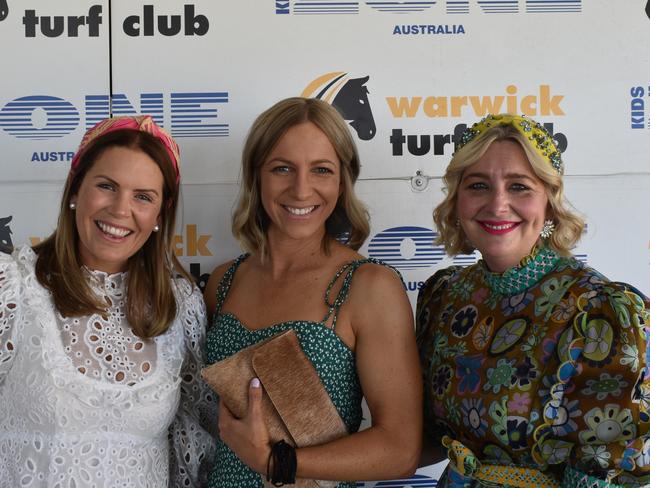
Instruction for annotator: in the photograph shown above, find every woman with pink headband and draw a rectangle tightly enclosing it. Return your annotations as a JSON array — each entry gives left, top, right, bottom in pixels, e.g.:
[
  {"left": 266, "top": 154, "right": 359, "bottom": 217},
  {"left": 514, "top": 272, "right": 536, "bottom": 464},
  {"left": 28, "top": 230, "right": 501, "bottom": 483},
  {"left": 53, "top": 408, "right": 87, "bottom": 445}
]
[{"left": 0, "top": 116, "right": 215, "bottom": 487}]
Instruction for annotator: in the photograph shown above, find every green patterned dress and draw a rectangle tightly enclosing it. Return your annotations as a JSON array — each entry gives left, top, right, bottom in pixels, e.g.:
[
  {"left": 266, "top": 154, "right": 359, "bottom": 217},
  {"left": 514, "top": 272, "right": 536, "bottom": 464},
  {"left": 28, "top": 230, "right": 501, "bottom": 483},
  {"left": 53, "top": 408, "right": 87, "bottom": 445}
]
[
  {"left": 205, "top": 255, "right": 385, "bottom": 488},
  {"left": 416, "top": 247, "right": 650, "bottom": 487}
]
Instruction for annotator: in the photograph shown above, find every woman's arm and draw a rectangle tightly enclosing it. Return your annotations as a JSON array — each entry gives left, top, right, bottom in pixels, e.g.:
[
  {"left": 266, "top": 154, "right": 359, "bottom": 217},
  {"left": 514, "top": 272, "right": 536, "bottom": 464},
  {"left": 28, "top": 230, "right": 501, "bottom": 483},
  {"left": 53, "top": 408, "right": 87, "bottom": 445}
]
[
  {"left": 536, "top": 279, "right": 650, "bottom": 480},
  {"left": 219, "top": 263, "right": 422, "bottom": 481},
  {"left": 415, "top": 267, "right": 458, "bottom": 467},
  {"left": 169, "top": 283, "right": 218, "bottom": 487},
  {"left": 0, "top": 252, "right": 21, "bottom": 385}
]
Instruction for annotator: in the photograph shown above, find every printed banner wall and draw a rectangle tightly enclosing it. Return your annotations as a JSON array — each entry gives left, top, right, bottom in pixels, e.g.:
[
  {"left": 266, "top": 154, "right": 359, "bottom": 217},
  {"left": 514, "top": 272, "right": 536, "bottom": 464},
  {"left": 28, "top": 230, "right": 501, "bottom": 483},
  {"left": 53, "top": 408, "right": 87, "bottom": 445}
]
[{"left": 1, "top": 1, "right": 649, "bottom": 485}]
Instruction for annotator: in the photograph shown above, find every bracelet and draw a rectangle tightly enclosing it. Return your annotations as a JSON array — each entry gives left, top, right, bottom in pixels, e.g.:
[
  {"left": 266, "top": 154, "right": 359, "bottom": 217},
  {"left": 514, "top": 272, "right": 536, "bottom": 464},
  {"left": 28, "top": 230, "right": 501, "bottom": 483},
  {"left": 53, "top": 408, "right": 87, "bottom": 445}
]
[{"left": 266, "top": 439, "right": 297, "bottom": 486}]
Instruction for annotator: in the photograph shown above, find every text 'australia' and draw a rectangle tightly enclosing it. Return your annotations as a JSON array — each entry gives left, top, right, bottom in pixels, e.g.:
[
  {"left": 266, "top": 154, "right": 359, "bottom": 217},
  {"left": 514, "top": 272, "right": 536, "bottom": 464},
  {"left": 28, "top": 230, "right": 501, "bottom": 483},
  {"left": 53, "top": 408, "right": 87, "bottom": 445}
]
[{"left": 393, "top": 24, "right": 465, "bottom": 35}]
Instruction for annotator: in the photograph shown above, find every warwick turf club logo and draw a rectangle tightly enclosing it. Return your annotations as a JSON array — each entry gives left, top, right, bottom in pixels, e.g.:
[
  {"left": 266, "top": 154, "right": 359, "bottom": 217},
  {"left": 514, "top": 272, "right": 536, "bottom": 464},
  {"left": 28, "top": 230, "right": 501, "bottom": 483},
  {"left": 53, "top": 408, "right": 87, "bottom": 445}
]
[
  {"left": 0, "top": 0, "right": 8, "bottom": 21},
  {"left": 0, "top": 216, "right": 13, "bottom": 254},
  {"left": 301, "top": 72, "right": 376, "bottom": 141}
]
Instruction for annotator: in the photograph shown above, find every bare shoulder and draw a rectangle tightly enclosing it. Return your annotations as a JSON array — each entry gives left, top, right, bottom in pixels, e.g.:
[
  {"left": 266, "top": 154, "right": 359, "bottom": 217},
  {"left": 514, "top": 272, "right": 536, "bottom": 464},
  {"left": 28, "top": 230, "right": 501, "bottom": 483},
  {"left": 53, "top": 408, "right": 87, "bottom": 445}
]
[
  {"left": 209, "top": 260, "right": 235, "bottom": 282},
  {"left": 204, "top": 259, "right": 236, "bottom": 318},
  {"left": 350, "top": 261, "right": 405, "bottom": 297},
  {"left": 345, "top": 261, "right": 411, "bottom": 331}
]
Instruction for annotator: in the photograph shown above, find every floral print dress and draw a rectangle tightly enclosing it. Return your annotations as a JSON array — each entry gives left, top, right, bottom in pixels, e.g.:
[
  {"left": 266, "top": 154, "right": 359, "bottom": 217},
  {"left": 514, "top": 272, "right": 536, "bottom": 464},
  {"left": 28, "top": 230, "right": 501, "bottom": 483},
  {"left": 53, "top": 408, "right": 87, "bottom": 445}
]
[
  {"left": 204, "top": 255, "right": 377, "bottom": 488},
  {"left": 416, "top": 247, "right": 650, "bottom": 487}
]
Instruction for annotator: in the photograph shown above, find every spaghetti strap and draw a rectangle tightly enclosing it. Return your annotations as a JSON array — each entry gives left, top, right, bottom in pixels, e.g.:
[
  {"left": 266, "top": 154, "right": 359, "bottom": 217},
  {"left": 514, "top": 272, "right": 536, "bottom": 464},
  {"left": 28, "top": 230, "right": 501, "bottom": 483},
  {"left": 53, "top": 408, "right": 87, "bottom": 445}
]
[
  {"left": 213, "top": 254, "right": 249, "bottom": 317},
  {"left": 321, "top": 258, "right": 403, "bottom": 329}
]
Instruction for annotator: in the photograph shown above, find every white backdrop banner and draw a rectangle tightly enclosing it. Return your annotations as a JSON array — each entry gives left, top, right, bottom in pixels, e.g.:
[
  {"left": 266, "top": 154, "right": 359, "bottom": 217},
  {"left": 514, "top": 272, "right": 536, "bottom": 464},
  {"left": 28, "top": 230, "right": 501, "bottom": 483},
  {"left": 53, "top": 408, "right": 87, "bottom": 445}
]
[{"left": 1, "top": 1, "right": 649, "bottom": 485}]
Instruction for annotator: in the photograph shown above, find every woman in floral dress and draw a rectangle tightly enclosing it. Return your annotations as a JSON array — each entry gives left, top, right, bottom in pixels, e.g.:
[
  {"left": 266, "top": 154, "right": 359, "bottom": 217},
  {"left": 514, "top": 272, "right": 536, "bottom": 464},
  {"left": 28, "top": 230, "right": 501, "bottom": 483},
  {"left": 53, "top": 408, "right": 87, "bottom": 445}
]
[
  {"left": 416, "top": 114, "right": 650, "bottom": 487},
  {"left": 203, "top": 98, "right": 421, "bottom": 487}
]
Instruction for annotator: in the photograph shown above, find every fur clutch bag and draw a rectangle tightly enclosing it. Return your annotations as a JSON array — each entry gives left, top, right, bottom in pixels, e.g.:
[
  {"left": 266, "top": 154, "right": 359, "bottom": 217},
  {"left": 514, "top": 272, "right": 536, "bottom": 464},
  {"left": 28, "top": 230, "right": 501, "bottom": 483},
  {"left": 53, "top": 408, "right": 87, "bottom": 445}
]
[{"left": 201, "top": 329, "right": 349, "bottom": 487}]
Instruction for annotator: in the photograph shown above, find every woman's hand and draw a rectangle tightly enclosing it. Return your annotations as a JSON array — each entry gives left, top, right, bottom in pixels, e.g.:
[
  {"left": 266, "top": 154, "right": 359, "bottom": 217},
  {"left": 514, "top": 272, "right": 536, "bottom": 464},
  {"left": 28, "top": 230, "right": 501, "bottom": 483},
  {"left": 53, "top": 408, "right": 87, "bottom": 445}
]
[{"left": 218, "top": 378, "right": 271, "bottom": 474}]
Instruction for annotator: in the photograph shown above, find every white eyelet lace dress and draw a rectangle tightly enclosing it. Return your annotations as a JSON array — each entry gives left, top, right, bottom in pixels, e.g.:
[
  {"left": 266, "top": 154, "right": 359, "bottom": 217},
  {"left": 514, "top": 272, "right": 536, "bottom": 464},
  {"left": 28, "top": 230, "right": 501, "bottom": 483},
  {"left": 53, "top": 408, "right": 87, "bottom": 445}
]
[{"left": 0, "top": 246, "right": 216, "bottom": 487}]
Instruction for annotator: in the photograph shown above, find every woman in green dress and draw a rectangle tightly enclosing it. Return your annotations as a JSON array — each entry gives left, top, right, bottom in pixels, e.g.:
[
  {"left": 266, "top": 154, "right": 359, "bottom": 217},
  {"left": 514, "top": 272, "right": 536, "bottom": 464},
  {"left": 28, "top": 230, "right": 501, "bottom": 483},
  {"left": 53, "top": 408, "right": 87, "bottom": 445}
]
[
  {"left": 417, "top": 114, "right": 650, "bottom": 487},
  {"left": 203, "top": 97, "right": 422, "bottom": 487}
]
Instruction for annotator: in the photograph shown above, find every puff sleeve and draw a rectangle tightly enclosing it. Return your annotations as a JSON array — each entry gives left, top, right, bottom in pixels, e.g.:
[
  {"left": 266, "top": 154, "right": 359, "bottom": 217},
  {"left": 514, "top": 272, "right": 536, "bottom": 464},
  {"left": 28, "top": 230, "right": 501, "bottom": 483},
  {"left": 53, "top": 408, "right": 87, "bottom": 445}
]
[
  {"left": 169, "top": 283, "right": 218, "bottom": 487},
  {"left": 0, "top": 251, "right": 20, "bottom": 385},
  {"left": 416, "top": 266, "right": 460, "bottom": 443},
  {"left": 533, "top": 279, "right": 650, "bottom": 484}
]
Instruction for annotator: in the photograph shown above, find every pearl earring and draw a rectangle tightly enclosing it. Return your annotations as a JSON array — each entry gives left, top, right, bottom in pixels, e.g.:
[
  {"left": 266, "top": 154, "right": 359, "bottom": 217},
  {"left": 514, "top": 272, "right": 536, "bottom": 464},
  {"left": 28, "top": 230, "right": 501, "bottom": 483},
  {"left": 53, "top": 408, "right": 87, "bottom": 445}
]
[
  {"left": 69, "top": 202, "right": 76, "bottom": 210},
  {"left": 153, "top": 225, "right": 160, "bottom": 232}
]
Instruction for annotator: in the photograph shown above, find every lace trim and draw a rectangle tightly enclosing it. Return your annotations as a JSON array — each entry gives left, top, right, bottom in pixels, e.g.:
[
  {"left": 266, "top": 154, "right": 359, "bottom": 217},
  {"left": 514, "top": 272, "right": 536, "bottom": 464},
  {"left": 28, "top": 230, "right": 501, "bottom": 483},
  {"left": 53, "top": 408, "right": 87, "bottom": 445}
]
[
  {"left": 4, "top": 246, "right": 215, "bottom": 486},
  {"left": 0, "top": 252, "right": 19, "bottom": 379},
  {"left": 15, "top": 246, "right": 184, "bottom": 396},
  {"left": 481, "top": 247, "right": 560, "bottom": 297},
  {"left": 82, "top": 266, "right": 127, "bottom": 295}
]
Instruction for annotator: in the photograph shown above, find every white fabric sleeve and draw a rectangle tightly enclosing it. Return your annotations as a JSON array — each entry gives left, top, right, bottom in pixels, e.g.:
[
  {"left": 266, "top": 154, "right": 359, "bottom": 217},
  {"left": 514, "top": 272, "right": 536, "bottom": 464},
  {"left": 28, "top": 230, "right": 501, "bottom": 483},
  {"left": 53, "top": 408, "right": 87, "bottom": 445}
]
[
  {"left": 169, "top": 283, "right": 218, "bottom": 487},
  {"left": 0, "top": 251, "right": 20, "bottom": 385}
]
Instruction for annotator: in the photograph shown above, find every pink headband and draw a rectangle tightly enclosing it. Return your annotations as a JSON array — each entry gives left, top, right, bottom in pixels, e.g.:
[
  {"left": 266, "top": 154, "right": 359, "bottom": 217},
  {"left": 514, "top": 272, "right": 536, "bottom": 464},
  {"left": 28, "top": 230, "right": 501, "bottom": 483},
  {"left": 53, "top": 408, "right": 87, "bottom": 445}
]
[{"left": 70, "top": 115, "right": 181, "bottom": 184}]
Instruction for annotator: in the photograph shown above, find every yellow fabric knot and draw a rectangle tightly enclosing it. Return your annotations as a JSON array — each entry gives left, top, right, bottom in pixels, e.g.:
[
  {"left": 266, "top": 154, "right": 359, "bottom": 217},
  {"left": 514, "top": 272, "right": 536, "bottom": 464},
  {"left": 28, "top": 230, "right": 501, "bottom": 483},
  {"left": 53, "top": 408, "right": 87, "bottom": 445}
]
[
  {"left": 443, "top": 435, "right": 480, "bottom": 477},
  {"left": 442, "top": 436, "right": 561, "bottom": 488}
]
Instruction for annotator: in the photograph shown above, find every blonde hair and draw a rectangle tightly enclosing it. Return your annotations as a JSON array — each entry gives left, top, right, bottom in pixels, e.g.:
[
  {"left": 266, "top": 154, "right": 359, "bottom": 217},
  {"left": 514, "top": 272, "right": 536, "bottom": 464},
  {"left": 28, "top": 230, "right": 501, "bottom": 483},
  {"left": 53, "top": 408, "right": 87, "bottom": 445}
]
[
  {"left": 34, "top": 129, "right": 191, "bottom": 339},
  {"left": 232, "top": 97, "right": 370, "bottom": 258},
  {"left": 434, "top": 124, "right": 585, "bottom": 256}
]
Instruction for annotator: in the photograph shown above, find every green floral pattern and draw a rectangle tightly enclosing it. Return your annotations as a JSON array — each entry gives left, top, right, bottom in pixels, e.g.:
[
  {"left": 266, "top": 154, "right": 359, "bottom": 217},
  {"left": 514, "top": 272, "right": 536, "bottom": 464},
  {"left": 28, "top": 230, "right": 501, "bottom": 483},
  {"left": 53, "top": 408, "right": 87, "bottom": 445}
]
[{"left": 205, "top": 255, "right": 379, "bottom": 488}]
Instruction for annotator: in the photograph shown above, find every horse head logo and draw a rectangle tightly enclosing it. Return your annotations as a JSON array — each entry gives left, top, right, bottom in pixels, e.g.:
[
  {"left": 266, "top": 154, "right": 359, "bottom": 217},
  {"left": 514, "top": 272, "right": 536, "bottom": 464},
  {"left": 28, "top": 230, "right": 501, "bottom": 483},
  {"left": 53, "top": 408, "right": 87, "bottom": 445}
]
[
  {"left": 0, "top": 216, "right": 13, "bottom": 253},
  {"left": 0, "top": 0, "right": 8, "bottom": 22},
  {"left": 302, "top": 72, "right": 376, "bottom": 141}
]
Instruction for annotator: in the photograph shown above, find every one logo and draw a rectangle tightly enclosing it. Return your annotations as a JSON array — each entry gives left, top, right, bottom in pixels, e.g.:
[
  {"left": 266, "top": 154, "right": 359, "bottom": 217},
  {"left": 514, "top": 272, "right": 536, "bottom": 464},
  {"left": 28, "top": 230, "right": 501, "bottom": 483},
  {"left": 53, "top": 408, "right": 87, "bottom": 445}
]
[
  {"left": 0, "top": 216, "right": 13, "bottom": 254},
  {"left": 646, "top": 0, "right": 650, "bottom": 19},
  {"left": 452, "top": 252, "right": 478, "bottom": 267},
  {"left": 0, "top": 92, "right": 229, "bottom": 141},
  {"left": 367, "top": 226, "right": 445, "bottom": 270},
  {"left": 355, "top": 474, "right": 438, "bottom": 487},
  {"left": 574, "top": 253, "right": 588, "bottom": 264},
  {"left": 0, "top": 0, "right": 8, "bottom": 21},
  {"left": 302, "top": 72, "right": 376, "bottom": 140},
  {"left": 276, "top": 1, "right": 581, "bottom": 15}
]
